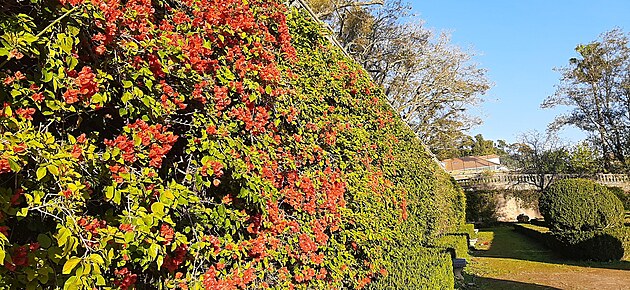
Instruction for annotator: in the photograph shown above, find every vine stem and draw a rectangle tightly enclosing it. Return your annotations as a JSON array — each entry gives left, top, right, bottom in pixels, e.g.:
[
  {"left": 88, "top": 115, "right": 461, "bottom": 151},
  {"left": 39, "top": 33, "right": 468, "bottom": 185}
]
[{"left": 0, "top": 6, "right": 79, "bottom": 70}]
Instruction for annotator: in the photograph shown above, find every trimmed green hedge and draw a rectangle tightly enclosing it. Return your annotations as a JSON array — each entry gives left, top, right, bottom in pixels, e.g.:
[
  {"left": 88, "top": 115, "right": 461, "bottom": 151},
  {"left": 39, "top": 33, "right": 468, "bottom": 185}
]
[
  {"left": 608, "top": 186, "right": 630, "bottom": 211},
  {"left": 0, "top": 0, "right": 466, "bottom": 288},
  {"left": 367, "top": 246, "right": 454, "bottom": 290},
  {"left": 514, "top": 224, "right": 630, "bottom": 261},
  {"left": 540, "top": 179, "right": 624, "bottom": 231}
]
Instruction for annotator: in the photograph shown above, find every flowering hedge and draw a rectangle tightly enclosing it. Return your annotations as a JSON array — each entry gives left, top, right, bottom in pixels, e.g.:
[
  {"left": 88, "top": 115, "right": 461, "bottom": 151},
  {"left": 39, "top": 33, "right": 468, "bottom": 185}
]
[{"left": 0, "top": 0, "right": 465, "bottom": 289}]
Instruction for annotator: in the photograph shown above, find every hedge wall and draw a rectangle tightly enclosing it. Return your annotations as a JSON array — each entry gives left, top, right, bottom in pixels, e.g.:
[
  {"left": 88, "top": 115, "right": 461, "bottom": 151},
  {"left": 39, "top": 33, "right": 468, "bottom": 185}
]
[{"left": 0, "top": 0, "right": 465, "bottom": 289}]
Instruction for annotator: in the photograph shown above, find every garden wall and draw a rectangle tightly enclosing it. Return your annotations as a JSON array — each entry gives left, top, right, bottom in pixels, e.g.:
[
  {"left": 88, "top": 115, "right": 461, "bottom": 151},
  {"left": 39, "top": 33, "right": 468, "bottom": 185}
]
[{"left": 466, "top": 189, "right": 542, "bottom": 223}]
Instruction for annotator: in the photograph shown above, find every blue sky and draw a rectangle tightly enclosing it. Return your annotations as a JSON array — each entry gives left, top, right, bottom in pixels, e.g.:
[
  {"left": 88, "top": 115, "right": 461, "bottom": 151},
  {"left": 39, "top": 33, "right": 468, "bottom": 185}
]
[{"left": 408, "top": 0, "right": 630, "bottom": 144}]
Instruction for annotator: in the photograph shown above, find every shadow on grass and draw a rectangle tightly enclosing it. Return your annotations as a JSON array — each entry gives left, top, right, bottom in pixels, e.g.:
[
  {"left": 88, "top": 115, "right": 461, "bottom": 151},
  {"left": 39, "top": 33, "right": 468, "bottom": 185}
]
[
  {"left": 463, "top": 276, "right": 561, "bottom": 290},
  {"left": 473, "top": 225, "right": 630, "bottom": 271}
]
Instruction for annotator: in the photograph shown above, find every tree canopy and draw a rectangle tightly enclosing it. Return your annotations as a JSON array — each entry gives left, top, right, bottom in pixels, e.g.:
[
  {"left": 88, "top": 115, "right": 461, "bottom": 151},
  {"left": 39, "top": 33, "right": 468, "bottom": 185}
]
[
  {"left": 543, "top": 28, "right": 630, "bottom": 172},
  {"left": 308, "top": 0, "right": 491, "bottom": 155}
]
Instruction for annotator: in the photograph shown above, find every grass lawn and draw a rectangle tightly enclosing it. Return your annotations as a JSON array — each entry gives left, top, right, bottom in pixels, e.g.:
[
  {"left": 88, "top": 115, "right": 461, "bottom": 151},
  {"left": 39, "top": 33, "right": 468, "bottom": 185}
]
[{"left": 459, "top": 226, "right": 630, "bottom": 289}]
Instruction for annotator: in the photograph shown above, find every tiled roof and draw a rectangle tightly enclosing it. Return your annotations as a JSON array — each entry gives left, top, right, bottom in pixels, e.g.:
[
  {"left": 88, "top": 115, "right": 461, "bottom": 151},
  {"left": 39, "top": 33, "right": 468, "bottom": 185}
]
[{"left": 441, "top": 156, "right": 500, "bottom": 171}]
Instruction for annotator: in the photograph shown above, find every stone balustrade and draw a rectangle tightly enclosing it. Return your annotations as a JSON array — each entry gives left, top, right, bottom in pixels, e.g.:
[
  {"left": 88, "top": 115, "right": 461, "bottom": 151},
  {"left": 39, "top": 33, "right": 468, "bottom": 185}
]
[{"left": 457, "top": 173, "right": 630, "bottom": 190}]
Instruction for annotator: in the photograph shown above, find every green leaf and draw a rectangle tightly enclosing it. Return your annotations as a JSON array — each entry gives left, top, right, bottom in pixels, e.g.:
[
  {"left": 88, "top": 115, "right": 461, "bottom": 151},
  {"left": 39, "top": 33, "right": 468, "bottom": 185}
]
[
  {"left": 56, "top": 227, "right": 71, "bottom": 247},
  {"left": 37, "top": 234, "right": 52, "bottom": 248},
  {"left": 63, "top": 276, "right": 78, "bottom": 290},
  {"left": 105, "top": 186, "right": 114, "bottom": 200},
  {"left": 151, "top": 202, "right": 165, "bottom": 217},
  {"left": 17, "top": 207, "right": 28, "bottom": 217},
  {"left": 8, "top": 159, "right": 21, "bottom": 172},
  {"left": 89, "top": 254, "right": 104, "bottom": 266},
  {"left": 36, "top": 167, "right": 47, "bottom": 180},
  {"left": 22, "top": 33, "right": 38, "bottom": 44},
  {"left": 57, "top": 33, "right": 73, "bottom": 53},
  {"left": 148, "top": 243, "right": 159, "bottom": 260},
  {"left": 157, "top": 255, "right": 164, "bottom": 269},
  {"left": 62, "top": 257, "right": 81, "bottom": 274},
  {"left": 46, "top": 164, "right": 59, "bottom": 176},
  {"left": 96, "top": 275, "right": 106, "bottom": 286}
]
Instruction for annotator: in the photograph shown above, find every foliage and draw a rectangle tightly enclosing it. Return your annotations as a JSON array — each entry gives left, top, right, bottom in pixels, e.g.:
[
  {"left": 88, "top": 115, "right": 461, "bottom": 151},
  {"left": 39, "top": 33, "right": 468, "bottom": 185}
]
[
  {"left": 569, "top": 142, "right": 602, "bottom": 175},
  {"left": 465, "top": 190, "right": 499, "bottom": 224},
  {"left": 309, "top": 0, "right": 490, "bottom": 156},
  {"left": 514, "top": 223, "right": 630, "bottom": 262},
  {"left": 540, "top": 179, "right": 624, "bottom": 232},
  {"left": 543, "top": 28, "right": 630, "bottom": 172},
  {"left": 0, "top": 0, "right": 465, "bottom": 289},
  {"left": 607, "top": 186, "right": 630, "bottom": 211},
  {"left": 459, "top": 223, "right": 476, "bottom": 240},
  {"left": 509, "top": 131, "right": 570, "bottom": 191},
  {"left": 534, "top": 178, "right": 627, "bottom": 261},
  {"left": 367, "top": 246, "right": 453, "bottom": 290},
  {"left": 436, "top": 134, "right": 502, "bottom": 161},
  {"left": 550, "top": 229, "right": 627, "bottom": 261}
]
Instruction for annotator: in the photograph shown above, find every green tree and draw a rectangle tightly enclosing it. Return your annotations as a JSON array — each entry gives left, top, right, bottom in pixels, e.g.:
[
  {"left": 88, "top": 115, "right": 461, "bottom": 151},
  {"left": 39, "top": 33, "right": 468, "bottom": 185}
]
[
  {"left": 568, "top": 142, "right": 601, "bottom": 175},
  {"left": 542, "top": 29, "right": 630, "bottom": 172},
  {"left": 309, "top": 0, "right": 491, "bottom": 156}
]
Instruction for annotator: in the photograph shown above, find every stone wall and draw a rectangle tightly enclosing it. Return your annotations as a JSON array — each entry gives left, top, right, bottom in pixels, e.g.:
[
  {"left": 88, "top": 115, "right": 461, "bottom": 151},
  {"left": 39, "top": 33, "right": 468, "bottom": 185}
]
[{"left": 494, "top": 193, "right": 542, "bottom": 222}]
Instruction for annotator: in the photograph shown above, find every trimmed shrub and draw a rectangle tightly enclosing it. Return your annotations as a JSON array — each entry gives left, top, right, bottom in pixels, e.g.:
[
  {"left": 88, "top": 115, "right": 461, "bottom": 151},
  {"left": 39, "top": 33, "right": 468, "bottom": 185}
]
[
  {"left": 540, "top": 179, "right": 624, "bottom": 231},
  {"left": 465, "top": 190, "right": 499, "bottom": 224},
  {"left": 0, "top": 0, "right": 465, "bottom": 289},
  {"left": 460, "top": 223, "right": 477, "bottom": 240},
  {"left": 607, "top": 186, "right": 630, "bottom": 211},
  {"left": 550, "top": 230, "right": 626, "bottom": 261},
  {"left": 368, "top": 247, "right": 454, "bottom": 290},
  {"left": 514, "top": 223, "right": 630, "bottom": 261}
]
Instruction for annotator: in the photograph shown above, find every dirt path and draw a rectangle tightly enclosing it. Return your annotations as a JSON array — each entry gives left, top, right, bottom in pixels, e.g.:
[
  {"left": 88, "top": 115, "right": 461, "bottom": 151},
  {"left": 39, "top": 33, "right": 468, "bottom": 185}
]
[{"left": 464, "top": 226, "right": 630, "bottom": 290}]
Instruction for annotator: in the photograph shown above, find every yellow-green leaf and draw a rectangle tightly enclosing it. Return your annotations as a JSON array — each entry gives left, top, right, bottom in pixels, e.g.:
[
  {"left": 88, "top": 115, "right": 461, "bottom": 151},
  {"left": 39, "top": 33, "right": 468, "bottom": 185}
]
[
  {"left": 36, "top": 167, "right": 47, "bottom": 180},
  {"left": 46, "top": 165, "right": 59, "bottom": 176},
  {"left": 62, "top": 257, "right": 81, "bottom": 274}
]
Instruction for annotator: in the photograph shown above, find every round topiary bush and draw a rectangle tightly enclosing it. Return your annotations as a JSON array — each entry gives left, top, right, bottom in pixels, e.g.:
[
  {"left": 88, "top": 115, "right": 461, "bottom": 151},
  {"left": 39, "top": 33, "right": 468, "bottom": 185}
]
[
  {"left": 540, "top": 178, "right": 624, "bottom": 232},
  {"left": 550, "top": 229, "right": 626, "bottom": 261}
]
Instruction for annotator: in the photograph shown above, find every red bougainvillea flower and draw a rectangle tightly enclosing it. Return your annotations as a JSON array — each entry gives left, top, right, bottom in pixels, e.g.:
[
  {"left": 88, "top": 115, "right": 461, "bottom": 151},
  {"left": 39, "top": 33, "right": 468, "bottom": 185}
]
[
  {"left": 162, "top": 244, "right": 188, "bottom": 272},
  {"left": 113, "top": 267, "right": 137, "bottom": 290},
  {"left": 0, "top": 159, "right": 11, "bottom": 174},
  {"left": 160, "top": 223, "right": 175, "bottom": 245},
  {"left": 15, "top": 108, "right": 35, "bottom": 120},
  {"left": 31, "top": 92, "right": 44, "bottom": 102},
  {"left": 63, "top": 89, "right": 80, "bottom": 104},
  {"left": 13, "top": 71, "right": 25, "bottom": 81},
  {"left": 119, "top": 223, "right": 134, "bottom": 232},
  {"left": 0, "top": 226, "right": 9, "bottom": 237}
]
